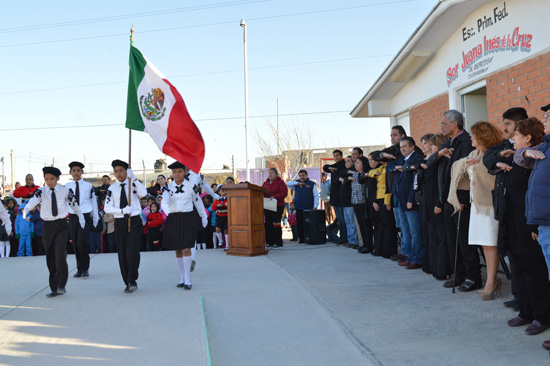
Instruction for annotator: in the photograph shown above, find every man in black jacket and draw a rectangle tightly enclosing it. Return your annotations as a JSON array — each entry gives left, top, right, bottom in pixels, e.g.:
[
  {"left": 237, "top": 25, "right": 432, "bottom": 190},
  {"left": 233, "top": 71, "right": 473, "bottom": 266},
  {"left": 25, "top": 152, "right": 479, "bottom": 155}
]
[
  {"left": 427, "top": 110, "right": 480, "bottom": 291},
  {"left": 323, "top": 150, "right": 347, "bottom": 244}
]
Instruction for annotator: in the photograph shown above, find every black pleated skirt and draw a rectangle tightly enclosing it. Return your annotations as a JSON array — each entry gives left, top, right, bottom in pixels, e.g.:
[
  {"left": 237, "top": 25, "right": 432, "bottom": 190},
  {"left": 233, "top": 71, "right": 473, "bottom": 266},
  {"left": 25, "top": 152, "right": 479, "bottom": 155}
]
[{"left": 162, "top": 212, "right": 199, "bottom": 250}]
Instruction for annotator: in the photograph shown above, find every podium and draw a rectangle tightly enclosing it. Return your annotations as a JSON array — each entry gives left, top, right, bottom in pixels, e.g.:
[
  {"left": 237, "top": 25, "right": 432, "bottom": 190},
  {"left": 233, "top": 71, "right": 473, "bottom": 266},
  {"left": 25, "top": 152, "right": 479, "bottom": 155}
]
[{"left": 224, "top": 183, "right": 269, "bottom": 256}]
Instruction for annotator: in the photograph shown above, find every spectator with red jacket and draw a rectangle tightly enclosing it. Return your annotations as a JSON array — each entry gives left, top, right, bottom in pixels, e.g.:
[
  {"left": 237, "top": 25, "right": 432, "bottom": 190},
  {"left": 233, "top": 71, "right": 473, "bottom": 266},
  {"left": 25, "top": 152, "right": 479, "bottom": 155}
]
[
  {"left": 143, "top": 201, "right": 163, "bottom": 251},
  {"left": 262, "top": 168, "right": 288, "bottom": 248},
  {"left": 13, "top": 174, "right": 40, "bottom": 200}
]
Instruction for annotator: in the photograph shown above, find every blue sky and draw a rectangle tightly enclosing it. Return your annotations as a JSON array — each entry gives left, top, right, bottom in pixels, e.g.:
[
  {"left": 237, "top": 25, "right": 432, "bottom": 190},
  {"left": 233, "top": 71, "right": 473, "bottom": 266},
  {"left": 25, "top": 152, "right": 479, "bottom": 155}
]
[{"left": 0, "top": 0, "right": 437, "bottom": 184}]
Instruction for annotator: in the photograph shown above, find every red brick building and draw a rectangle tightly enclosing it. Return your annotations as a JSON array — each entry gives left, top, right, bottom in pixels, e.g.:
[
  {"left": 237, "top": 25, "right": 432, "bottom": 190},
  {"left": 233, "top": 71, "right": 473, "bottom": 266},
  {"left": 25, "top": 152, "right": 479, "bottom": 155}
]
[{"left": 351, "top": 0, "right": 549, "bottom": 142}]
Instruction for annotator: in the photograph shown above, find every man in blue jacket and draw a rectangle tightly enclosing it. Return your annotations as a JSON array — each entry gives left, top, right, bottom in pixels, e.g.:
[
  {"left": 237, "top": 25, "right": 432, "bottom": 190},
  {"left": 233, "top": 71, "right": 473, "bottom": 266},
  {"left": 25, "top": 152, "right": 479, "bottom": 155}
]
[
  {"left": 391, "top": 137, "right": 424, "bottom": 269},
  {"left": 287, "top": 170, "right": 319, "bottom": 243}
]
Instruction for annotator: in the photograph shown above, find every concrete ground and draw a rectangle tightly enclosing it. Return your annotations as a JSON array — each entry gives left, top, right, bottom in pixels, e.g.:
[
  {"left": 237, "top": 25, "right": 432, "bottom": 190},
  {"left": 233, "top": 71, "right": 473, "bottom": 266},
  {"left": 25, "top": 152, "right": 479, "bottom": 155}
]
[{"left": 1, "top": 231, "right": 549, "bottom": 366}]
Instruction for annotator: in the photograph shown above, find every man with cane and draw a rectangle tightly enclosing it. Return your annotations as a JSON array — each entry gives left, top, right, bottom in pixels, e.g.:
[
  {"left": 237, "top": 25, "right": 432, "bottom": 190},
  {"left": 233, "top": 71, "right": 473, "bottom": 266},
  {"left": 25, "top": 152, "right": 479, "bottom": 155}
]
[{"left": 427, "top": 110, "right": 481, "bottom": 292}]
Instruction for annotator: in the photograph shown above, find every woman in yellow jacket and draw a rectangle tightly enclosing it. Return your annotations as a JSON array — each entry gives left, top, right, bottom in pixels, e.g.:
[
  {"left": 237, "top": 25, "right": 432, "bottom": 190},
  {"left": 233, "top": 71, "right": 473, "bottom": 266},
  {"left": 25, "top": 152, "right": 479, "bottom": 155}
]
[{"left": 368, "top": 153, "right": 398, "bottom": 258}]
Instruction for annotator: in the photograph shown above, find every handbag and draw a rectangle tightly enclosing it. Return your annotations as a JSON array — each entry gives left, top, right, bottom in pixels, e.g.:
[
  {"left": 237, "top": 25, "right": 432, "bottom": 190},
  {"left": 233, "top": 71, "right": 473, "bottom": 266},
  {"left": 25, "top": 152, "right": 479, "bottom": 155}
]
[{"left": 263, "top": 198, "right": 277, "bottom": 212}]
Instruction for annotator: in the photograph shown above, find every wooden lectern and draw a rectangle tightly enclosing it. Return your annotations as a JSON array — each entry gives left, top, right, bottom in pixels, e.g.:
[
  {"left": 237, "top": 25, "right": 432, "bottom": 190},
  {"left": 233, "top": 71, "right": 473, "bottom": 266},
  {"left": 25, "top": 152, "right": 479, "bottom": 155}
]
[{"left": 224, "top": 183, "right": 268, "bottom": 256}]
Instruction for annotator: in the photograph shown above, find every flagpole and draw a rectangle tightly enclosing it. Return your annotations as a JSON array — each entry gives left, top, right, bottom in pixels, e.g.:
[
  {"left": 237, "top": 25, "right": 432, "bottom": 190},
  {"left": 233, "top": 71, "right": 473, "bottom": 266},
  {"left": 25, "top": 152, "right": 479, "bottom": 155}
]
[
  {"left": 240, "top": 19, "right": 250, "bottom": 182},
  {"left": 128, "top": 25, "right": 134, "bottom": 232}
]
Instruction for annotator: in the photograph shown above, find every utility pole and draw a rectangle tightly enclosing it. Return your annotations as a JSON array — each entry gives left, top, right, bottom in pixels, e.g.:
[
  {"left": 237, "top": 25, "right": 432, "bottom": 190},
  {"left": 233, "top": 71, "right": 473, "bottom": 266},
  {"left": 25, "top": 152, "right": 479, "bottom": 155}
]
[
  {"left": 277, "top": 97, "right": 280, "bottom": 156},
  {"left": 232, "top": 155, "right": 237, "bottom": 179},
  {"left": 10, "top": 150, "right": 14, "bottom": 190},
  {"left": 52, "top": 158, "right": 55, "bottom": 167}
]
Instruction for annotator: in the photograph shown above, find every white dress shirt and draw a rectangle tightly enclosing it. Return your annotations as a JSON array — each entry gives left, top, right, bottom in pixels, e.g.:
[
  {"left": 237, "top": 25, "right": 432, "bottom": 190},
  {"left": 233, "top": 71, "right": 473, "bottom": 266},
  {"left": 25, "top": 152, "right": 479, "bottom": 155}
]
[
  {"left": 286, "top": 180, "right": 320, "bottom": 208},
  {"left": 104, "top": 178, "right": 147, "bottom": 218},
  {"left": 161, "top": 178, "right": 208, "bottom": 226},
  {"left": 23, "top": 184, "right": 84, "bottom": 223},
  {"left": 65, "top": 179, "right": 99, "bottom": 222},
  {"left": 0, "top": 204, "right": 12, "bottom": 235}
]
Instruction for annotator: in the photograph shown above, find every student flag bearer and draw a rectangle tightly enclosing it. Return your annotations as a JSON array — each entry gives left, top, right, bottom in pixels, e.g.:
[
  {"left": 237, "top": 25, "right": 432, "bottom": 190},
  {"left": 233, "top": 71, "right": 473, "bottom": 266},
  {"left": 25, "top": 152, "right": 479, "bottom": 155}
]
[
  {"left": 104, "top": 160, "right": 147, "bottom": 294},
  {"left": 23, "top": 167, "right": 85, "bottom": 298},
  {"left": 161, "top": 161, "right": 208, "bottom": 290},
  {"left": 65, "top": 161, "right": 99, "bottom": 278}
]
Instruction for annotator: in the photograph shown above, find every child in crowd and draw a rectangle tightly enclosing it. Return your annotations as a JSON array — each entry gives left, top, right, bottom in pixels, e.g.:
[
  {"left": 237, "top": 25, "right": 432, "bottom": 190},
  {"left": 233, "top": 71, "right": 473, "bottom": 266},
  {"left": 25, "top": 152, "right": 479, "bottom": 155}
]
[
  {"left": 212, "top": 185, "right": 229, "bottom": 250},
  {"left": 143, "top": 201, "right": 163, "bottom": 251},
  {"left": 16, "top": 203, "right": 34, "bottom": 256},
  {"left": 288, "top": 201, "right": 298, "bottom": 241},
  {"left": 102, "top": 198, "right": 116, "bottom": 253},
  {"left": 0, "top": 201, "right": 12, "bottom": 257},
  {"left": 6, "top": 197, "right": 18, "bottom": 256},
  {"left": 197, "top": 194, "right": 212, "bottom": 250},
  {"left": 30, "top": 205, "right": 44, "bottom": 256}
]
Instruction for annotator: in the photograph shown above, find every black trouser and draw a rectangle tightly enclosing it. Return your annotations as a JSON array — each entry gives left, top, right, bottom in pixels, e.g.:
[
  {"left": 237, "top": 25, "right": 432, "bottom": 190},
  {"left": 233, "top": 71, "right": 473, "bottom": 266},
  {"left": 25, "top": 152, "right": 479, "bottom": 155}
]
[
  {"left": 42, "top": 219, "right": 69, "bottom": 292},
  {"left": 378, "top": 199, "right": 397, "bottom": 257},
  {"left": 353, "top": 204, "right": 373, "bottom": 251},
  {"left": 443, "top": 202, "right": 480, "bottom": 281},
  {"left": 114, "top": 215, "right": 143, "bottom": 285},
  {"left": 427, "top": 219, "right": 450, "bottom": 277},
  {"left": 264, "top": 206, "right": 284, "bottom": 246},
  {"left": 296, "top": 209, "right": 305, "bottom": 243},
  {"left": 69, "top": 213, "right": 92, "bottom": 273},
  {"left": 509, "top": 251, "right": 550, "bottom": 324}
]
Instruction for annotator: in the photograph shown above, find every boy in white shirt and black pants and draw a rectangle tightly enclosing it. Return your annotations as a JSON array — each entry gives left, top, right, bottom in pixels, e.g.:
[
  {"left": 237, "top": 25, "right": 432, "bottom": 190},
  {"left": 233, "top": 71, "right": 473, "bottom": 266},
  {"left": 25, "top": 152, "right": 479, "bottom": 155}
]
[
  {"left": 65, "top": 161, "right": 99, "bottom": 278},
  {"left": 23, "top": 167, "right": 85, "bottom": 298},
  {"left": 104, "top": 160, "right": 147, "bottom": 293}
]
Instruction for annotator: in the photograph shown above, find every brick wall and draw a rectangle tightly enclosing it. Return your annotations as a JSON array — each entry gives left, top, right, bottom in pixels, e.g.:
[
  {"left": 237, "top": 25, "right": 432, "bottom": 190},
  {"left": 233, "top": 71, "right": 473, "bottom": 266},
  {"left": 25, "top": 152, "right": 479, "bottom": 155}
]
[
  {"left": 487, "top": 51, "right": 550, "bottom": 126},
  {"left": 409, "top": 93, "right": 449, "bottom": 143}
]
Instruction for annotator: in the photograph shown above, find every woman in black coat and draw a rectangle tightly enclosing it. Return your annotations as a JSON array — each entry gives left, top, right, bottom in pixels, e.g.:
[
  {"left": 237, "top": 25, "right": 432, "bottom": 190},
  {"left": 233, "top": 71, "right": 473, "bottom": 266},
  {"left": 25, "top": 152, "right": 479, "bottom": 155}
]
[{"left": 416, "top": 133, "right": 450, "bottom": 280}]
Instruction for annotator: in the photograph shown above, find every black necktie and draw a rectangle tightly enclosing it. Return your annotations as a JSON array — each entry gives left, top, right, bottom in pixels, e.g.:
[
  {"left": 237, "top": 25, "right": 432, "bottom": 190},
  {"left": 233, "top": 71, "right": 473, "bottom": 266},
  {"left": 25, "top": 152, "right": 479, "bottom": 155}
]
[
  {"left": 175, "top": 184, "right": 184, "bottom": 193},
  {"left": 120, "top": 183, "right": 128, "bottom": 208},
  {"left": 51, "top": 188, "right": 58, "bottom": 217},
  {"left": 75, "top": 181, "right": 80, "bottom": 205}
]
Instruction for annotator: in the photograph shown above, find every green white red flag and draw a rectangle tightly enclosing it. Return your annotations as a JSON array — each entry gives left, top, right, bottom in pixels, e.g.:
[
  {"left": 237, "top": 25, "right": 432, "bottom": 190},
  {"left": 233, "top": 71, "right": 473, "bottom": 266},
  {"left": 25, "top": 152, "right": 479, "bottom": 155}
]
[{"left": 125, "top": 45, "right": 205, "bottom": 172}]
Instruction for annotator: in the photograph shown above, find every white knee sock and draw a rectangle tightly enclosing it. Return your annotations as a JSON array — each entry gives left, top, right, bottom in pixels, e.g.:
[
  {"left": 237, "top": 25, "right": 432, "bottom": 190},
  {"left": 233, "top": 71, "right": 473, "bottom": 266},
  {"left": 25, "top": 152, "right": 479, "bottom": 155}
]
[
  {"left": 225, "top": 234, "right": 229, "bottom": 249},
  {"left": 176, "top": 257, "right": 185, "bottom": 284},
  {"left": 212, "top": 232, "right": 218, "bottom": 247},
  {"left": 0, "top": 241, "right": 7, "bottom": 257},
  {"left": 216, "top": 233, "right": 223, "bottom": 247},
  {"left": 191, "top": 246, "right": 196, "bottom": 261},
  {"left": 183, "top": 256, "right": 192, "bottom": 285},
  {"left": 201, "top": 243, "right": 206, "bottom": 249}
]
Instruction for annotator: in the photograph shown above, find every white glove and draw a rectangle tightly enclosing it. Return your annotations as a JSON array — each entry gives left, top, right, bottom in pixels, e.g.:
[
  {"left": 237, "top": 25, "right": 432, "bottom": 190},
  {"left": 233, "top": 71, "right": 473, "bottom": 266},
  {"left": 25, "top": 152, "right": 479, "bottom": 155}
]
[
  {"left": 122, "top": 206, "right": 132, "bottom": 215},
  {"left": 93, "top": 217, "right": 99, "bottom": 228},
  {"left": 127, "top": 168, "right": 136, "bottom": 181},
  {"left": 79, "top": 217, "right": 86, "bottom": 229},
  {"left": 202, "top": 216, "right": 208, "bottom": 228}
]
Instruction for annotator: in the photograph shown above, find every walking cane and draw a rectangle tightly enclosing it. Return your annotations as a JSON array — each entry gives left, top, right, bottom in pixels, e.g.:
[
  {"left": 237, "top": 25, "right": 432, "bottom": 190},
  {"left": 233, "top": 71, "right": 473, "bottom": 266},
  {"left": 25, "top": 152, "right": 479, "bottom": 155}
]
[{"left": 452, "top": 210, "right": 462, "bottom": 294}]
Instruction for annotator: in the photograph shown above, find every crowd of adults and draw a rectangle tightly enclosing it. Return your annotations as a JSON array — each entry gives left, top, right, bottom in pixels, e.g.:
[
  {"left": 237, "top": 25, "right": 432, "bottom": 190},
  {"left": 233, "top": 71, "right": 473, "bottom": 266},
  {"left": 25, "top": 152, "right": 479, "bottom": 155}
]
[{"left": 261, "top": 104, "right": 550, "bottom": 353}]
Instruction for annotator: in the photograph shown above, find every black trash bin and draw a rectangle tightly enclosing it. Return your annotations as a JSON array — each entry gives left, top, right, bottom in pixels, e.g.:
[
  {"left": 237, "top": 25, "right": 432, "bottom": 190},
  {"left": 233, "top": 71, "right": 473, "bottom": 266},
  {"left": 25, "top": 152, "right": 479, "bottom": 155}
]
[{"left": 304, "top": 209, "right": 327, "bottom": 245}]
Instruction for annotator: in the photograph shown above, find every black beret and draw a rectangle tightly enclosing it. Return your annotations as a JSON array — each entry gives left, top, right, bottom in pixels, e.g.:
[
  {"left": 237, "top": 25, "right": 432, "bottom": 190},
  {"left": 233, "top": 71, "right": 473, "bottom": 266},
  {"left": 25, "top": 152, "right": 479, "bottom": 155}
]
[
  {"left": 68, "top": 161, "right": 85, "bottom": 170},
  {"left": 43, "top": 166, "right": 62, "bottom": 177},
  {"left": 111, "top": 159, "right": 129, "bottom": 169},
  {"left": 541, "top": 104, "right": 550, "bottom": 112},
  {"left": 168, "top": 161, "right": 186, "bottom": 170}
]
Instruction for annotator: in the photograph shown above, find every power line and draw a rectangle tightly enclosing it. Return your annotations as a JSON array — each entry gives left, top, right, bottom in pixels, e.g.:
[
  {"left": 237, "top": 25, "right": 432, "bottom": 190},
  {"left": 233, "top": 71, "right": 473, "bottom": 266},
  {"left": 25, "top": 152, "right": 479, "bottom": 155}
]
[
  {"left": 0, "top": 1, "right": 414, "bottom": 48},
  {"left": 0, "top": 54, "right": 393, "bottom": 95},
  {"left": 0, "top": 0, "right": 267, "bottom": 34},
  {"left": 0, "top": 110, "right": 350, "bottom": 132}
]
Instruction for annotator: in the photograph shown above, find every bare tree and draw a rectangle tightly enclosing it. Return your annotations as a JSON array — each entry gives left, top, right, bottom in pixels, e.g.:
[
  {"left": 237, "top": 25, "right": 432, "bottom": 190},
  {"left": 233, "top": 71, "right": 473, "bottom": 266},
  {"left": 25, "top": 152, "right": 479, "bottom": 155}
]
[{"left": 253, "top": 118, "right": 316, "bottom": 181}]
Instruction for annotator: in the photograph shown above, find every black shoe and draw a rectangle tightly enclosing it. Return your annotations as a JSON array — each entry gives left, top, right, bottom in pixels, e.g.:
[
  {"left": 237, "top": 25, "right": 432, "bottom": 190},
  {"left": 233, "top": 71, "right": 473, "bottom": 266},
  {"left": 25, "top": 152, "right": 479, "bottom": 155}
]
[
  {"left": 82, "top": 271, "right": 89, "bottom": 278},
  {"left": 183, "top": 284, "right": 192, "bottom": 290},
  {"left": 351, "top": 245, "right": 360, "bottom": 249},
  {"left": 359, "top": 247, "right": 372, "bottom": 254},
  {"left": 337, "top": 240, "right": 348, "bottom": 245},
  {"left": 504, "top": 298, "right": 518, "bottom": 308},
  {"left": 177, "top": 283, "right": 185, "bottom": 288},
  {"left": 129, "top": 282, "right": 138, "bottom": 292},
  {"left": 74, "top": 272, "right": 82, "bottom": 278},
  {"left": 433, "top": 274, "right": 449, "bottom": 281},
  {"left": 457, "top": 279, "right": 482, "bottom": 292},
  {"left": 124, "top": 285, "right": 133, "bottom": 293},
  {"left": 443, "top": 277, "right": 464, "bottom": 288},
  {"left": 191, "top": 260, "right": 196, "bottom": 272},
  {"left": 46, "top": 292, "right": 58, "bottom": 298},
  {"left": 57, "top": 287, "right": 66, "bottom": 295}
]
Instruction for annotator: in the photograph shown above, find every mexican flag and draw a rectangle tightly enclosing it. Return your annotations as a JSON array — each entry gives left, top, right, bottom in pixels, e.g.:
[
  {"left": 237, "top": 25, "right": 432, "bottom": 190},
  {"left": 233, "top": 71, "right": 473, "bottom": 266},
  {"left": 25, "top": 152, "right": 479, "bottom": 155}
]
[{"left": 126, "top": 45, "right": 205, "bottom": 172}]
